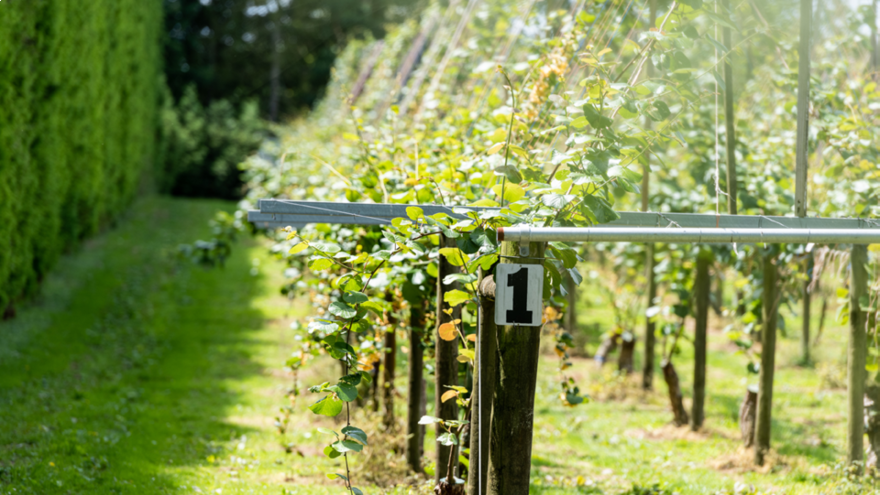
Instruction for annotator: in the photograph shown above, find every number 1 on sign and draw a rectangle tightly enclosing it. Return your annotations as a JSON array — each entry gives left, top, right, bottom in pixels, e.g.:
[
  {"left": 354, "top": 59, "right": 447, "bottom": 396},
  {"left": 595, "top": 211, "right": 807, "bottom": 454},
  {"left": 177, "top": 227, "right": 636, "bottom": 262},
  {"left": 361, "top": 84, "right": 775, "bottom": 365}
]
[{"left": 495, "top": 264, "right": 544, "bottom": 326}]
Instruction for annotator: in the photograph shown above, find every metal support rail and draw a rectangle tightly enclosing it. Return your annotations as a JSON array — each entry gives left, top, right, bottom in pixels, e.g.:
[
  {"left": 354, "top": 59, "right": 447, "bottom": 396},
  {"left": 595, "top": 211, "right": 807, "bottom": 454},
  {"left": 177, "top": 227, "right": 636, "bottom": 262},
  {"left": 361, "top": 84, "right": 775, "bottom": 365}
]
[
  {"left": 497, "top": 226, "right": 880, "bottom": 245},
  {"left": 249, "top": 200, "right": 880, "bottom": 233}
]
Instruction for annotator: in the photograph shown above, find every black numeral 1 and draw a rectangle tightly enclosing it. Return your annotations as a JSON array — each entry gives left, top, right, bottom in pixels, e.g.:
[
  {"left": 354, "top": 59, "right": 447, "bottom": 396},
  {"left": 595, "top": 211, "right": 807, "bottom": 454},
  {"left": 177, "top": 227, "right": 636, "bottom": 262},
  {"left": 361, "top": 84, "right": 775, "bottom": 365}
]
[{"left": 506, "top": 267, "right": 533, "bottom": 324}]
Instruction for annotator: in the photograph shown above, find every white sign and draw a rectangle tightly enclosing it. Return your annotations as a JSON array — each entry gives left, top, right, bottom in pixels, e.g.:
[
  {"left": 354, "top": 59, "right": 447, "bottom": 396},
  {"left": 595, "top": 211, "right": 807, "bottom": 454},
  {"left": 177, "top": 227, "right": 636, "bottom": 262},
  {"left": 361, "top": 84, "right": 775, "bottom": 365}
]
[{"left": 494, "top": 264, "right": 544, "bottom": 326}]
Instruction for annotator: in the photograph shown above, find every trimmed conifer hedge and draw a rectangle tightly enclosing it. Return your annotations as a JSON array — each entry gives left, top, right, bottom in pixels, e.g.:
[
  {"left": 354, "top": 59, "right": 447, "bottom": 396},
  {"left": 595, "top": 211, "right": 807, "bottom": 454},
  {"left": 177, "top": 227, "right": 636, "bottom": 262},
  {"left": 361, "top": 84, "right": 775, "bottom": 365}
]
[{"left": 0, "top": 0, "right": 162, "bottom": 314}]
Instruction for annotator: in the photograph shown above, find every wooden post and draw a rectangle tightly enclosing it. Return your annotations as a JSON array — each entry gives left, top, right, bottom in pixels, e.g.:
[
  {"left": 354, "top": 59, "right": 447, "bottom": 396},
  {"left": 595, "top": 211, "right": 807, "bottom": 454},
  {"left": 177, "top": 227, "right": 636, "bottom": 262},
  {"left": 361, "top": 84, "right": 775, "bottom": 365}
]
[
  {"left": 755, "top": 251, "right": 778, "bottom": 465},
  {"left": 643, "top": 244, "right": 657, "bottom": 390},
  {"left": 794, "top": 0, "right": 812, "bottom": 218},
  {"left": 383, "top": 292, "right": 397, "bottom": 429},
  {"left": 721, "top": 0, "right": 738, "bottom": 214},
  {"left": 435, "top": 235, "right": 460, "bottom": 482},
  {"left": 872, "top": 0, "right": 878, "bottom": 77},
  {"left": 847, "top": 245, "right": 868, "bottom": 469},
  {"left": 565, "top": 273, "right": 577, "bottom": 334},
  {"left": 406, "top": 302, "right": 426, "bottom": 473},
  {"left": 641, "top": 0, "right": 658, "bottom": 391},
  {"left": 802, "top": 253, "right": 814, "bottom": 364},
  {"left": 691, "top": 249, "right": 712, "bottom": 430},
  {"left": 468, "top": 271, "right": 496, "bottom": 495},
  {"left": 487, "top": 240, "right": 545, "bottom": 495}
]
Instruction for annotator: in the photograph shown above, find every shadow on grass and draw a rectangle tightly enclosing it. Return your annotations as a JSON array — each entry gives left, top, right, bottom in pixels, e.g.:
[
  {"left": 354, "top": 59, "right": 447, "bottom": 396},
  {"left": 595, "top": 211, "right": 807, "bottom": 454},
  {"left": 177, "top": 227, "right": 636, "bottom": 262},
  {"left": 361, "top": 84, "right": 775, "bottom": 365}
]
[
  {"left": 0, "top": 197, "right": 269, "bottom": 494},
  {"left": 710, "top": 388, "right": 838, "bottom": 465}
]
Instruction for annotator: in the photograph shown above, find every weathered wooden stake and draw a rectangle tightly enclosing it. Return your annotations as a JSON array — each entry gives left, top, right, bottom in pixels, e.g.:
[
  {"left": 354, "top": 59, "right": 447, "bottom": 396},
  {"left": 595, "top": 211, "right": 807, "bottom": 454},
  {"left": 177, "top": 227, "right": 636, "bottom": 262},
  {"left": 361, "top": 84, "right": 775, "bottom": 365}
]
[
  {"left": 406, "top": 302, "right": 426, "bottom": 473},
  {"left": 692, "top": 249, "right": 712, "bottom": 430},
  {"left": 755, "top": 251, "right": 778, "bottom": 465},
  {"left": 436, "top": 235, "right": 460, "bottom": 482},
  {"left": 643, "top": 244, "right": 657, "bottom": 390},
  {"left": 847, "top": 244, "right": 868, "bottom": 470},
  {"left": 468, "top": 271, "right": 496, "bottom": 495},
  {"left": 794, "top": 0, "right": 812, "bottom": 218},
  {"left": 641, "top": 0, "right": 658, "bottom": 392},
  {"left": 383, "top": 292, "right": 397, "bottom": 429},
  {"left": 487, "top": 240, "right": 545, "bottom": 495},
  {"left": 802, "top": 253, "right": 814, "bottom": 364},
  {"left": 721, "top": 0, "right": 738, "bottom": 215}
]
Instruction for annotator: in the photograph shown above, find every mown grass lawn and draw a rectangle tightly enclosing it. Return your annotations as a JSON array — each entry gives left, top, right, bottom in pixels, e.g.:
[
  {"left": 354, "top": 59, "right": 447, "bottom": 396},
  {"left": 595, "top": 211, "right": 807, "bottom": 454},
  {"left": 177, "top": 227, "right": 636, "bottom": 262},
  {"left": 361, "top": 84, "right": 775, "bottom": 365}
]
[{"left": 1, "top": 197, "right": 877, "bottom": 494}]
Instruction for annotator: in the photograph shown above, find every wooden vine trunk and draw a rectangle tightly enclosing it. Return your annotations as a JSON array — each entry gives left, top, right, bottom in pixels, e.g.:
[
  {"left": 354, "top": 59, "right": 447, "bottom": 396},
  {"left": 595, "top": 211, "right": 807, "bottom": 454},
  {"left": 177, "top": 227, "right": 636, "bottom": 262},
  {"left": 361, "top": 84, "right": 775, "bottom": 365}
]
[
  {"left": 383, "top": 292, "right": 397, "bottom": 429},
  {"left": 487, "top": 241, "right": 545, "bottom": 495},
  {"left": 643, "top": 244, "right": 657, "bottom": 390},
  {"left": 662, "top": 360, "right": 689, "bottom": 427},
  {"left": 865, "top": 386, "right": 880, "bottom": 469},
  {"left": 754, "top": 252, "right": 778, "bottom": 465},
  {"left": 467, "top": 272, "right": 496, "bottom": 495},
  {"left": 435, "top": 235, "right": 460, "bottom": 482},
  {"left": 801, "top": 253, "right": 813, "bottom": 364},
  {"left": 618, "top": 333, "right": 636, "bottom": 374},
  {"left": 691, "top": 251, "right": 711, "bottom": 431},
  {"left": 846, "top": 245, "right": 868, "bottom": 469},
  {"left": 739, "top": 386, "right": 758, "bottom": 448},
  {"left": 406, "top": 302, "right": 426, "bottom": 473},
  {"left": 594, "top": 334, "right": 619, "bottom": 366}
]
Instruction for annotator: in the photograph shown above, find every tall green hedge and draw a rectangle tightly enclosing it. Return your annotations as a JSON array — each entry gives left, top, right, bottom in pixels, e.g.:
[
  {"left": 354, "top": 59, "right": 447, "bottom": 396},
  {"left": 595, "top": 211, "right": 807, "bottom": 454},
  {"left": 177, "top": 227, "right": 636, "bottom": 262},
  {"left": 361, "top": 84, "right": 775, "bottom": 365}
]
[{"left": 0, "top": 0, "right": 162, "bottom": 314}]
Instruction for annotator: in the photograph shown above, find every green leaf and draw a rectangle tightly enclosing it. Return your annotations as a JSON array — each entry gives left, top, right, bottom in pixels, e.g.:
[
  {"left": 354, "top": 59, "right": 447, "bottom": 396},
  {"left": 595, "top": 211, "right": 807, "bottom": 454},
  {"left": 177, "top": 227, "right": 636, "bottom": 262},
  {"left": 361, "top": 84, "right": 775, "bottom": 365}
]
[
  {"left": 570, "top": 116, "right": 589, "bottom": 129},
  {"left": 309, "top": 396, "right": 343, "bottom": 417},
  {"left": 581, "top": 195, "right": 620, "bottom": 224},
  {"left": 444, "top": 289, "right": 472, "bottom": 307},
  {"left": 651, "top": 101, "right": 671, "bottom": 120},
  {"left": 326, "top": 472, "right": 349, "bottom": 481},
  {"left": 329, "top": 383, "right": 358, "bottom": 402},
  {"left": 542, "top": 193, "right": 576, "bottom": 209},
  {"left": 352, "top": 488, "right": 364, "bottom": 495},
  {"left": 443, "top": 273, "right": 479, "bottom": 286},
  {"left": 317, "top": 427, "right": 337, "bottom": 436},
  {"left": 703, "top": 10, "right": 738, "bottom": 31},
  {"left": 323, "top": 445, "right": 342, "bottom": 459},
  {"left": 494, "top": 165, "right": 523, "bottom": 182},
  {"left": 288, "top": 242, "right": 309, "bottom": 254},
  {"left": 309, "top": 258, "right": 334, "bottom": 271},
  {"left": 437, "top": 432, "right": 459, "bottom": 446},
  {"left": 582, "top": 104, "right": 613, "bottom": 129},
  {"left": 311, "top": 240, "right": 341, "bottom": 254},
  {"left": 342, "top": 426, "right": 369, "bottom": 446},
  {"left": 331, "top": 440, "right": 363, "bottom": 453},
  {"left": 492, "top": 183, "right": 525, "bottom": 203},
  {"left": 419, "top": 415, "right": 442, "bottom": 425},
  {"left": 343, "top": 291, "right": 368, "bottom": 304},
  {"left": 406, "top": 206, "right": 424, "bottom": 221},
  {"left": 438, "top": 247, "right": 469, "bottom": 266},
  {"left": 329, "top": 301, "right": 357, "bottom": 319}
]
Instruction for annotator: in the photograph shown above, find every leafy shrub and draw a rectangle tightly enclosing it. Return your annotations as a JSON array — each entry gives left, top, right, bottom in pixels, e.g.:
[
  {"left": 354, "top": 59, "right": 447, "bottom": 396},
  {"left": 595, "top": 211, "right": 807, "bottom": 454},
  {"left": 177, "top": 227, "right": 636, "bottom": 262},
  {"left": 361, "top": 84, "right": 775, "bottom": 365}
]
[
  {"left": 0, "top": 0, "right": 162, "bottom": 315},
  {"left": 158, "top": 84, "right": 264, "bottom": 199}
]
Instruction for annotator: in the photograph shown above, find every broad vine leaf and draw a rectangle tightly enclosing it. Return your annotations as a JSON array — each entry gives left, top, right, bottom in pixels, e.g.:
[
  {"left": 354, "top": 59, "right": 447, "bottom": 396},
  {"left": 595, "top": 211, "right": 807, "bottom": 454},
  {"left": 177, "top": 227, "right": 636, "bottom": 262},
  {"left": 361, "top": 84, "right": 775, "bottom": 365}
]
[
  {"left": 309, "top": 396, "right": 343, "bottom": 417},
  {"left": 438, "top": 247, "right": 469, "bottom": 266},
  {"left": 438, "top": 322, "right": 457, "bottom": 341},
  {"left": 343, "top": 291, "right": 368, "bottom": 304},
  {"left": 342, "top": 426, "right": 369, "bottom": 446},
  {"left": 288, "top": 242, "right": 309, "bottom": 254},
  {"left": 443, "top": 290, "right": 471, "bottom": 307},
  {"left": 329, "top": 301, "right": 357, "bottom": 319}
]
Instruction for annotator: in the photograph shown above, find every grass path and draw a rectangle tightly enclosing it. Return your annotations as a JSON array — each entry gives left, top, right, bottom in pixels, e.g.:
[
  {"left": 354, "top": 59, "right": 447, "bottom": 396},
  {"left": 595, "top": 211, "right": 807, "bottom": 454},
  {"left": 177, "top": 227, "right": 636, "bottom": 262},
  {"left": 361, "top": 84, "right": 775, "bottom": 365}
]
[{"left": 1, "top": 196, "right": 877, "bottom": 494}]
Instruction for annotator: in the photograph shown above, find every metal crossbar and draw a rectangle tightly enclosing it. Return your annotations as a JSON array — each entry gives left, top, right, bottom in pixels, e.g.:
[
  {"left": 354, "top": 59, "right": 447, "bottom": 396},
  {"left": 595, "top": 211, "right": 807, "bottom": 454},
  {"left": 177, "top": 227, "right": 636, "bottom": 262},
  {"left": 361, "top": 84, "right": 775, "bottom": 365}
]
[{"left": 249, "top": 200, "right": 880, "bottom": 239}]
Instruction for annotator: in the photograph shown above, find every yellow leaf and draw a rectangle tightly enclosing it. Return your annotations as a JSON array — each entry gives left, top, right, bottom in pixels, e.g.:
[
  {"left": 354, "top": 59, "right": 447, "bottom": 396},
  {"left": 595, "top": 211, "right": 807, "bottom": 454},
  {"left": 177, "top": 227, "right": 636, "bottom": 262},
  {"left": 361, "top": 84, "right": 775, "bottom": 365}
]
[
  {"left": 466, "top": 334, "right": 477, "bottom": 342},
  {"left": 439, "top": 248, "right": 469, "bottom": 266},
  {"left": 596, "top": 47, "right": 612, "bottom": 57},
  {"left": 492, "top": 183, "right": 525, "bottom": 203},
  {"left": 286, "top": 230, "right": 298, "bottom": 240},
  {"left": 288, "top": 242, "right": 309, "bottom": 254},
  {"left": 441, "top": 390, "right": 459, "bottom": 403},
  {"left": 486, "top": 142, "right": 505, "bottom": 155},
  {"left": 439, "top": 322, "right": 457, "bottom": 341}
]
